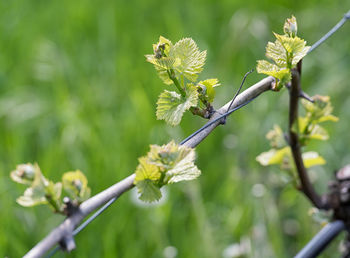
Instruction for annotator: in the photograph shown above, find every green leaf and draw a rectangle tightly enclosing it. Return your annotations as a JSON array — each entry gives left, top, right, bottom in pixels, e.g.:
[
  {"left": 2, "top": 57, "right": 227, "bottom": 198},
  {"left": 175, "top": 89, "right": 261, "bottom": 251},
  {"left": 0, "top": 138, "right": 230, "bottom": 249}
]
[
  {"left": 256, "top": 147, "right": 290, "bottom": 166},
  {"left": 308, "top": 124, "right": 329, "bottom": 141},
  {"left": 16, "top": 187, "right": 48, "bottom": 207},
  {"left": 146, "top": 36, "right": 175, "bottom": 85},
  {"left": 10, "top": 163, "right": 37, "bottom": 185},
  {"left": 62, "top": 170, "right": 91, "bottom": 202},
  {"left": 257, "top": 60, "right": 291, "bottom": 86},
  {"left": 17, "top": 186, "right": 48, "bottom": 207},
  {"left": 302, "top": 152, "right": 326, "bottom": 168},
  {"left": 172, "top": 38, "right": 206, "bottom": 82},
  {"left": 134, "top": 141, "right": 201, "bottom": 202},
  {"left": 266, "top": 125, "right": 286, "bottom": 148},
  {"left": 45, "top": 181, "right": 63, "bottom": 211},
  {"left": 152, "top": 36, "right": 172, "bottom": 57},
  {"left": 293, "top": 116, "right": 309, "bottom": 135},
  {"left": 166, "top": 146, "right": 201, "bottom": 183},
  {"left": 134, "top": 157, "right": 162, "bottom": 184},
  {"left": 274, "top": 33, "right": 310, "bottom": 65},
  {"left": 154, "top": 66, "right": 173, "bottom": 85},
  {"left": 156, "top": 84, "right": 198, "bottom": 126},
  {"left": 136, "top": 179, "right": 162, "bottom": 203},
  {"left": 197, "top": 78, "right": 220, "bottom": 103},
  {"left": 291, "top": 43, "right": 310, "bottom": 65},
  {"left": 317, "top": 115, "right": 339, "bottom": 123},
  {"left": 146, "top": 141, "right": 200, "bottom": 183},
  {"left": 302, "top": 95, "right": 338, "bottom": 124},
  {"left": 265, "top": 40, "right": 288, "bottom": 67}
]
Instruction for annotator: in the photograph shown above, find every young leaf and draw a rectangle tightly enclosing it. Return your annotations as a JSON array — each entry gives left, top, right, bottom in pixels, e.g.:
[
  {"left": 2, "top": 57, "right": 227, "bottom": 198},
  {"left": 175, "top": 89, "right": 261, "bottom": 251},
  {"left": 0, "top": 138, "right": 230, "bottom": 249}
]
[
  {"left": 62, "top": 170, "right": 91, "bottom": 202},
  {"left": 256, "top": 147, "right": 290, "bottom": 166},
  {"left": 146, "top": 36, "right": 175, "bottom": 85},
  {"left": 302, "top": 152, "right": 326, "bottom": 168},
  {"left": 17, "top": 185, "right": 48, "bottom": 207},
  {"left": 307, "top": 124, "right": 329, "bottom": 141},
  {"left": 266, "top": 125, "right": 286, "bottom": 149},
  {"left": 13, "top": 163, "right": 49, "bottom": 207},
  {"left": 45, "top": 181, "right": 63, "bottom": 211},
  {"left": 166, "top": 147, "right": 201, "bottom": 183},
  {"left": 156, "top": 84, "right": 198, "bottom": 126},
  {"left": 136, "top": 180, "right": 162, "bottom": 203},
  {"left": 257, "top": 16, "right": 310, "bottom": 89},
  {"left": 256, "top": 60, "right": 291, "bottom": 89},
  {"left": 172, "top": 38, "right": 206, "bottom": 82},
  {"left": 134, "top": 141, "right": 201, "bottom": 202},
  {"left": 301, "top": 95, "right": 339, "bottom": 123},
  {"left": 10, "top": 163, "right": 37, "bottom": 185},
  {"left": 274, "top": 33, "right": 310, "bottom": 65},
  {"left": 134, "top": 157, "right": 162, "bottom": 184},
  {"left": 154, "top": 66, "right": 174, "bottom": 85},
  {"left": 197, "top": 78, "right": 220, "bottom": 103},
  {"left": 265, "top": 40, "right": 288, "bottom": 67},
  {"left": 283, "top": 16, "right": 297, "bottom": 37}
]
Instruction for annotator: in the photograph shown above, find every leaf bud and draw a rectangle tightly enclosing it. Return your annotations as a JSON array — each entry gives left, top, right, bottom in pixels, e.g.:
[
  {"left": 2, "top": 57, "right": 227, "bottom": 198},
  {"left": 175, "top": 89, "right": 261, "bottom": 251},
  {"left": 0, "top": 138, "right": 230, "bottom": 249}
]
[
  {"left": 10, "top": 163, "right": 36, "bottom": 185},
  {"left": 283, "top": 16, "right": 297, "bottom": 37}
]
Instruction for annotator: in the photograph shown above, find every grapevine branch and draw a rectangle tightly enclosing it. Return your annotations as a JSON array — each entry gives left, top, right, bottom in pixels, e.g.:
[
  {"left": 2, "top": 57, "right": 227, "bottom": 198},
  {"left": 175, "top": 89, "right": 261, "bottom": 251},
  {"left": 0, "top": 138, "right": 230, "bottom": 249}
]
[
  {"left": 24, "top": 76, "right": 274, "bottom": 258},
  {"left": 288, "top": 62, "right": 328, "bottom": 209},
  {"left": 23, "top": 10, "right": 350, "bottom": 258}
]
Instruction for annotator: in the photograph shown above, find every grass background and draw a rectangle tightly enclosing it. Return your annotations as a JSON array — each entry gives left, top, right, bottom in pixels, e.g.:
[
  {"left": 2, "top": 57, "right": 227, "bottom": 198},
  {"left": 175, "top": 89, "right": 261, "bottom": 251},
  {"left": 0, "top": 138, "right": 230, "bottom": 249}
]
[{"left": 0, "top": 0, "right": 349, "bottom": 257}]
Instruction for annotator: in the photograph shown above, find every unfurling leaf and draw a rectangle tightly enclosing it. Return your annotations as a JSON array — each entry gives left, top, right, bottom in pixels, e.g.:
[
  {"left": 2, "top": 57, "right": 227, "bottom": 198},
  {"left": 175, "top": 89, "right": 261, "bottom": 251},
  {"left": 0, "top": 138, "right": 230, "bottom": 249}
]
[
  {"left": 137, "top": 180, "right": 162, "bottom": 202},
  {"left": 146, "top": 36, "right": 175, "bottom": 85},
  {"left": 62, "top": 170, "right": 91, "bottom": 202},
  {"left": 134, "top": 157, "right": 162, "bottom": 183},
  {"left": 172, "top": 38, "right": 206, "bottom": 82},
  {"left": 17, "top": 186, "right": 48, "bottom": 207},
  {"left": 301, "top": 95, "right": 339, "bottom": 123},
  {"left": 156, "top": 84, "right": 198, "bottom": 126},
  {"left": 307, "top": 125, "right": 329, "bottom": 141},
  {"left": 283, "top": 15, "right": 297, "bottom": 37},
  {"left": 256, "top": 60, "right": 290, "bottom": 90},
  {"left": 147, "top": 36, "right": 220, "bottom": 122},
  {"left": 11, "top": 163, "right": 91, "bottom": 213},
  {"left": 266, "top": 125, "right": 286, "bottom": 149},
  {"left": 273, "top": 33, "right": 310, "bottom": 65},
  {"left": 256, "top": 147, "right": 290, "bottom": 166},
  {"left": 197, "top": 78, "right": 220, "bottom": 103},
  {"left": 15, "top": 164, "right": 51, "bottom": 207},
  {"left": 166, "top": 148, "right": 201, "bottom": 183},
  {"left": 265, "top": 39, "right": 288, "bottom": 67},
  {"left": 302, "top": 152, "right": 326, "bottom": 168},
  {"left": 134, "top": 141, "right": 201, "bottom": 202},
  {"left": 257, "top": 16, "right": 310, "bottom": 89},
  {"left": 10, "top": 163, "right": 37, "bottom": 185}
]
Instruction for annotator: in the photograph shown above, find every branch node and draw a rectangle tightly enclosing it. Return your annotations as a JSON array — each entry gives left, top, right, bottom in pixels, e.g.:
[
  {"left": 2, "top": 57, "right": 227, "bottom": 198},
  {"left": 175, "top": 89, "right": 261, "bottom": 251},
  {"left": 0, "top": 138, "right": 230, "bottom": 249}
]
[
  {"left": 63, "top": 197, "right": 80, "bottom": 217},
  {"left": 59, "top": 235, "right": 76, "bottom": 252}
]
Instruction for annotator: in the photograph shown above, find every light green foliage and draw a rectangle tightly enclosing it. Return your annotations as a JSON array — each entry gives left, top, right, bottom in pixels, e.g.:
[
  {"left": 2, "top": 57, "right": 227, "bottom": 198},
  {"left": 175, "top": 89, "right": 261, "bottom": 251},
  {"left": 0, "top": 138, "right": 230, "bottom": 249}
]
[
  {"left": 156, "top": 84, "right": 198, "bottom": 126},
  {"left": 11, "top": 163, "right": 91, "bottom": 213},
  {"left": 146, "top": 36, "right": 220, "bottom": 125},
  {"left": 197, "top": 79, "right": 220, "bottom": 104},
  {"left": 298, "top": 95, "right": 338, "bottom": 145},
  {"left": 257, "top": 96, "right": 337, "bottom": 179},
  {"left": 134, "top": 141, "right": 201, "bottom": 202},
  {"left": 10, "top": 163, "right": 37, "bottom": 185},
  {"left": 62, "top": 170, "right": 91, "bottom": 202},
  {"left": 172, "top": 38, "right": 206, "bottom": 82},
  {"left": 257, "top": 16, "right": 310, "bottom": 90}
]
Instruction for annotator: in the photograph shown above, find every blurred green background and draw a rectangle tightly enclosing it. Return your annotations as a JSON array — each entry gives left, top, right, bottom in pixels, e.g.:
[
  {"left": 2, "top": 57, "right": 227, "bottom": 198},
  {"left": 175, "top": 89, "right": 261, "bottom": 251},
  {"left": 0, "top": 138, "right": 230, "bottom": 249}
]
[{"left": 0, "top": 0, "right": 349, "bottom": 257}]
